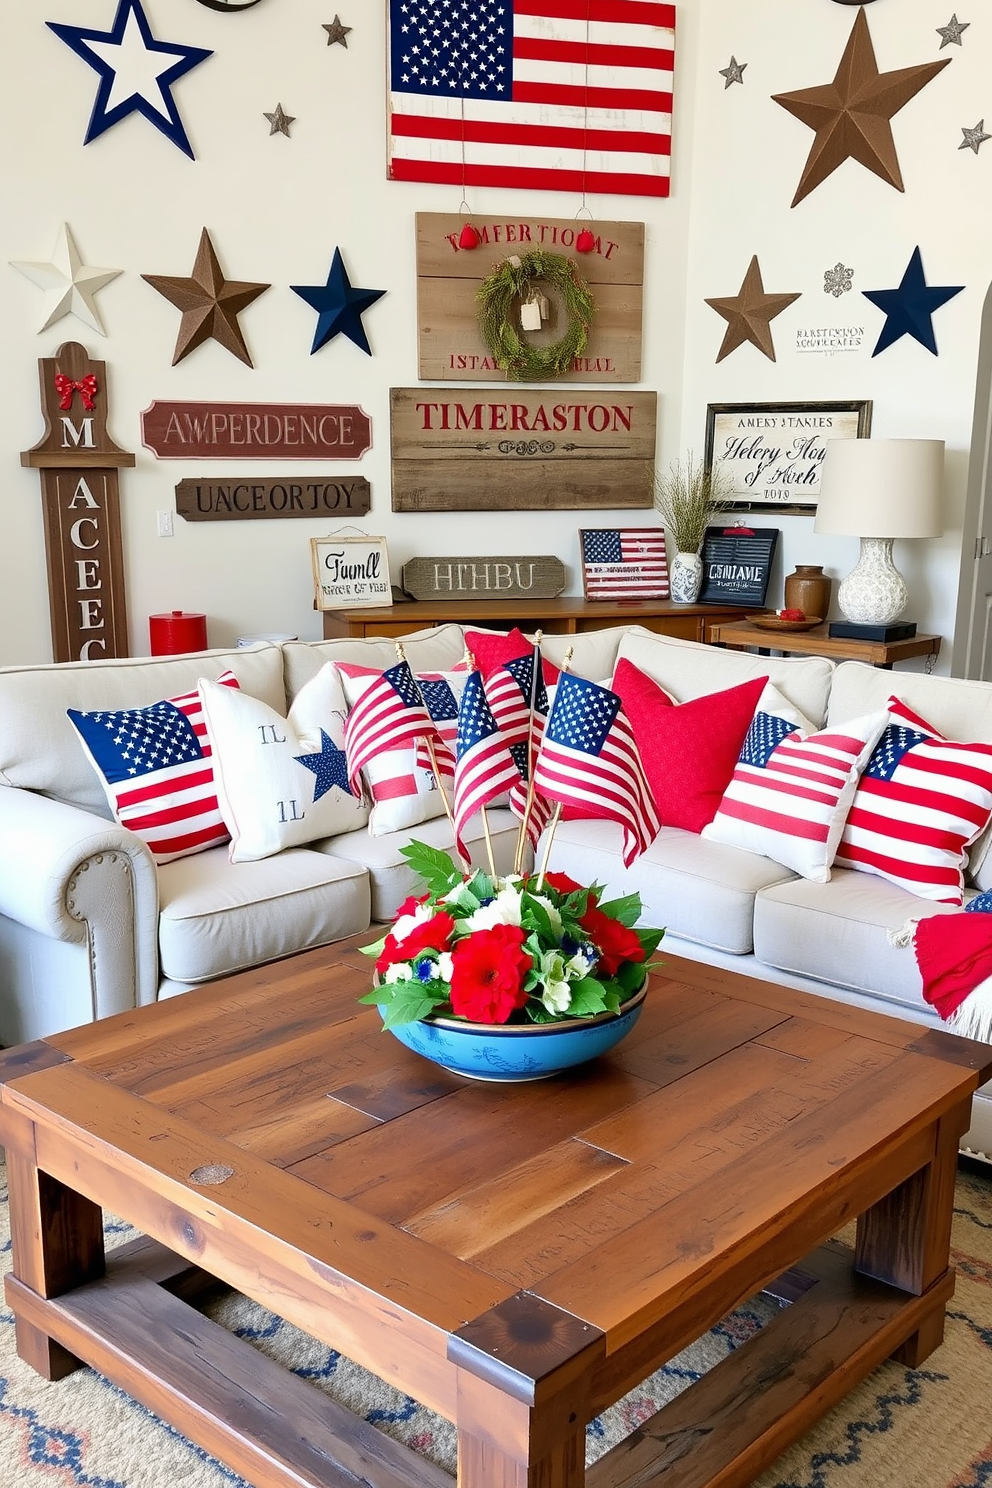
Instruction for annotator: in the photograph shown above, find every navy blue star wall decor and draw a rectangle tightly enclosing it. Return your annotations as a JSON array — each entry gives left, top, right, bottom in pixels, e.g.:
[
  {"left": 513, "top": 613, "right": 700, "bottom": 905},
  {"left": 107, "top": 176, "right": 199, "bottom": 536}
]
[
  {"left": 291, "top": 249, "right": 386, "bottom": 355},
  {"left": 862, "top": 247, "right": 964, "bottom": 356},
  {"left": 47, "top": 0, "right": 213, "bottom": 160}
]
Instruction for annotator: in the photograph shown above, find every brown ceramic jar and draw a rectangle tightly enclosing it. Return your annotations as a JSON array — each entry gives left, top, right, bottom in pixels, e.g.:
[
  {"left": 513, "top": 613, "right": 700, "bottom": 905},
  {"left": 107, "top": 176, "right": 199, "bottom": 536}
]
[{"left": 783, "top": 564, "right": 831, "bottom": 620}]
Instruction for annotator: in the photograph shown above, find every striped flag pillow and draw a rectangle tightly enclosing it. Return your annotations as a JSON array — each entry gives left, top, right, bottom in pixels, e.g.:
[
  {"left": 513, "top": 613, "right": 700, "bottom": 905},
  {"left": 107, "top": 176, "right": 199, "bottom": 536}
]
[
  {"left": 702, "top": 708, "right": 888, "bottom": 882},
  {"left": 67, "top": 672, "right": 240, "bottom": 864},
  {"left": 835, "top": 697, "right": 992, "bottom": 904}
]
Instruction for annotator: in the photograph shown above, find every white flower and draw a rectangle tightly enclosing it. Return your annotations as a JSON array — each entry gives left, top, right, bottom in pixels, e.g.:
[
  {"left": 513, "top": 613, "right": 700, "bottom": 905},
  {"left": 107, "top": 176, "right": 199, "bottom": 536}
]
[
  {"left": 465, "top": 884, "right": 523, "bottom": 932},
  {"left": 383, "top": 961, "right": 413, "bottom": 984},
  {"left": 391, "top": 901, "right": 434, "bottom": 945},
  {"left": 436, "top": 951, "right": 454, "bottom": 981},
  {"left": 541, "top": 980, "right": 572, "bottom": 1014},
  {"left": 566, "top": 949, "right": 594, "bottom": 978},
  {"left": 440, "top": 880, "right": 479, "bottom": 913}
]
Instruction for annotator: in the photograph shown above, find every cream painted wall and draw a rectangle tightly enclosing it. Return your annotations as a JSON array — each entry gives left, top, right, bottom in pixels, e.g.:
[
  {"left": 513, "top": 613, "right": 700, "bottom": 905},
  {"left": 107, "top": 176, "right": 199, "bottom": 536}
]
[{"left": 0, "top": 1, "right": 984, "bottom": 669}]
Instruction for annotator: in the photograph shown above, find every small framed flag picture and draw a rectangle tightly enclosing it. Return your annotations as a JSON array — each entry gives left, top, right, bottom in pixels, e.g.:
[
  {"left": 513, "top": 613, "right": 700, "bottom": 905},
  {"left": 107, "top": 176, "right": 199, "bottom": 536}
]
[{"left": 579, "top": 528, "right": 669, "bottom": 601}]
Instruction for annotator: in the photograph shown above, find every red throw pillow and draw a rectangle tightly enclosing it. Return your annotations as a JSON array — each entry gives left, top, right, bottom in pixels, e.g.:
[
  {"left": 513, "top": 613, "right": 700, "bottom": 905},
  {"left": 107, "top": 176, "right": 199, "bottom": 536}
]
[
  {"left": 464, "top": 627, "right": 560, "bottom": 685},
  {"left": 613, "top": 659, "right": 769, "bottom": 834}
]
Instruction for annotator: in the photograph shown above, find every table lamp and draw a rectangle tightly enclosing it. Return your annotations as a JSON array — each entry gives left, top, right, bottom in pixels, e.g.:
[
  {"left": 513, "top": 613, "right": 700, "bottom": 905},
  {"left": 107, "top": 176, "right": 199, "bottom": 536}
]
[{"left": 813, "top": 437, "right": 944, "bottom": 636}]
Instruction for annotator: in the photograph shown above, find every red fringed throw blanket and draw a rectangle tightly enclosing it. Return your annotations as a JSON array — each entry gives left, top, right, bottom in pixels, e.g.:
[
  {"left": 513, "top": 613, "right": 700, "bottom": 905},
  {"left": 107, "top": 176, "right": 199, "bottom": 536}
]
[{"left": 913, "top": 913, "right": 992, "bottom": 1038}]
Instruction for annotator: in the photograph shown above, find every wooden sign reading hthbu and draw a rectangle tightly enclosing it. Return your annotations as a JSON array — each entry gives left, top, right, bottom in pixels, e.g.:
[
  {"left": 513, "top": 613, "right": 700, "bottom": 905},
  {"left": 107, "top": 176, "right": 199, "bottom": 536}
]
[
  {"left": 402, "top": 555, "right": 566, "bottom": 600},
  {"left": 141, "top": 402, "right": 372, "bottom": 459},
  {"left": 416, "top": 213, "right": 644, "bottom": 383},
  {"left": 175, "top": 477, "right": 371, "bottom": 520},
  {"left": 390, "top": 388, "right": 657, "bottom": 512},
  {"left": 21, "top": 342, "right": 134, "bottom": 662}
]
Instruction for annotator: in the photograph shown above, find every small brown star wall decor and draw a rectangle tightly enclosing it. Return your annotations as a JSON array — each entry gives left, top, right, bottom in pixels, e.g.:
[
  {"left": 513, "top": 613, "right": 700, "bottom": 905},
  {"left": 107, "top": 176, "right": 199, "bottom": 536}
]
[
  {"left": 142, "top": 228, "right": 270, "bottom": 366},
  {"left": 704, "top": 256, "right": 800, "bottom": 363},
  {"left": 323, "top": 16, "right": 351, "bottom": 47},
  {"left": 263, "top": 102, "right": 295, "bottom": 137},
  {"left": 772, "top": 9, "right": 950, "bottom": 206}
]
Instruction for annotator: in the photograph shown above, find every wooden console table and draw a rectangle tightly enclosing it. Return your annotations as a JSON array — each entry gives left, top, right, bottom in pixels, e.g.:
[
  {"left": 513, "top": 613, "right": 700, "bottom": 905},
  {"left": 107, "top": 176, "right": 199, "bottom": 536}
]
[
  {"left": 709, "top": 619, "right": 942, "bottom": 670},
  {"left": 322, "top": 597, "right": 754, "bottom": 643}
]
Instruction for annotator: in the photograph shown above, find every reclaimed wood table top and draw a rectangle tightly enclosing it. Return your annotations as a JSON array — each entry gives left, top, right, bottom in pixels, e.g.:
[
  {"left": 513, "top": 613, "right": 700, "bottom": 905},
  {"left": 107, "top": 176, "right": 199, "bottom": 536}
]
[{"left": 1, "top": 937, "right": 990, "bottom": 1488}]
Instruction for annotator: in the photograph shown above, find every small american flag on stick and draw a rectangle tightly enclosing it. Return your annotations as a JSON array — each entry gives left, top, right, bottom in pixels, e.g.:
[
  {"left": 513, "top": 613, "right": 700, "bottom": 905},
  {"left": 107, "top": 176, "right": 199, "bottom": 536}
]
[
  {"left": 453, "top": 670, "right": 523, "bottom": 860},
  {"left": 387, "top": 0, "right": 675, "bottom": 198},
  {"left": 580, "top": 528, "right": 669, "bottom": 600}
]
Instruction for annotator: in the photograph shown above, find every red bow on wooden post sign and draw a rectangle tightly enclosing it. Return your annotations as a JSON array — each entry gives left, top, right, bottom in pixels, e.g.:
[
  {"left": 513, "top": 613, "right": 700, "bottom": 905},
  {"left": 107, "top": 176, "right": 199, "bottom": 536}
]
[{"left": 54, "top": 371, "right": 98, "bottom": 411}]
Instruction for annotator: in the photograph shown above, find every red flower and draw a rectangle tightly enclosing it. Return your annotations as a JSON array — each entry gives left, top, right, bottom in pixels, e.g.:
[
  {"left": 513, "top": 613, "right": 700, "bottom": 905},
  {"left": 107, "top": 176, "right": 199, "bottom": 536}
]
[
  {"left": 579, "top": 905, "right": 644, "bottom": 977},
  {"left": 394, "top": 892, "right": 429, "bottom": 920},
  {"left": 449, "top": 924, "right": 532, "bottom": 1024},
  {"left": 541, "top": 871, "right": 585, "bottom": 896},
  {"left": 376, "top": 911, "right": 455, "bottom": 974}
]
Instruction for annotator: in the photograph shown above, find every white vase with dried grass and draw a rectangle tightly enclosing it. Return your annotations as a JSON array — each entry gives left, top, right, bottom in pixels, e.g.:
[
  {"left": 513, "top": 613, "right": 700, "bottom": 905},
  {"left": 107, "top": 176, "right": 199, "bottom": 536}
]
[{"left": 654, "top": 455, "right": 735, "bottom": 604}]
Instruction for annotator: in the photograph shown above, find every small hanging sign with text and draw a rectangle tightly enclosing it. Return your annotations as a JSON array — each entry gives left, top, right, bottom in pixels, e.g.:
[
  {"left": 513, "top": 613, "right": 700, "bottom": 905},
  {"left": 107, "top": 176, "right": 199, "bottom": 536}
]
[
  {"left": 141, "top": 401, "right": 372, "bottom": 460},
  {"left": 699, "top": 526, "right": 779, "bottom": 608},
  {"left": 390, "top": 387, "right": 657, "bottom": 511},
  {"left": 311, "top": 535, "right": 392, "bottom": 609},
  {"left": 175, "top": 477, "right": 371, "bottom": 520}
]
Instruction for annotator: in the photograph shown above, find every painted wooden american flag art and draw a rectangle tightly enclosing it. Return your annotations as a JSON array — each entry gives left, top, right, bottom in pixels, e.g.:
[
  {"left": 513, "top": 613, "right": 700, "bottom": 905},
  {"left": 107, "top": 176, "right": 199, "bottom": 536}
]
[
  {"left": 580, "top": 527, "right": 669, "bottom": 600},
  {"left": 387, "top": 0, "right": 676, "bottom": 198}
]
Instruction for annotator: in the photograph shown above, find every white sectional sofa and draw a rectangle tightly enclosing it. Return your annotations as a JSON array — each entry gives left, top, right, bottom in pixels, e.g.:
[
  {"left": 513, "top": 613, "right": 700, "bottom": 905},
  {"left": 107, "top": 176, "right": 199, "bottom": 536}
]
[{"left": 0, "top": 622, "right": 989, "bottom": 1161}]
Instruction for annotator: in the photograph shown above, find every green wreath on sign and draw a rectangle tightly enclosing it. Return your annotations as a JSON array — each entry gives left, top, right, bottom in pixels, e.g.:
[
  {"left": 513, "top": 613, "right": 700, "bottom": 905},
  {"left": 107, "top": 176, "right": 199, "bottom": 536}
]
[{"left": 477, "top": 251, "right": 595, "bottom": 381}]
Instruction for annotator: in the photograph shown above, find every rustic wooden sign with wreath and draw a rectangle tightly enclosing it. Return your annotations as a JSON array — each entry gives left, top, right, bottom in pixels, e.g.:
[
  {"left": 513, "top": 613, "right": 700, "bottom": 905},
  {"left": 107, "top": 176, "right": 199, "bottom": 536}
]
[{"left": 415, "top": 213, "right": 644, "bottom": 384}]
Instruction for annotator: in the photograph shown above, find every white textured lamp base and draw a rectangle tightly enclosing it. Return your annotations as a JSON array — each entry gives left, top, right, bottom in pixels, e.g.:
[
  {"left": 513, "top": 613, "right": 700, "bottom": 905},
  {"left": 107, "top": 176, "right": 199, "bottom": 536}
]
[{"left": 837, "top": 537, "right": 908, "bottom": 626}]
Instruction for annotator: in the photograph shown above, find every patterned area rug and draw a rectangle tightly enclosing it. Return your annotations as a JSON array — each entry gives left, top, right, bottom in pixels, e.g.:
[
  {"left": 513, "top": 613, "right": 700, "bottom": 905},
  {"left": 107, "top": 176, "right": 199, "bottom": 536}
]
[{"left": 0, "top": 1158, "right": 990, "bottom": 1488}]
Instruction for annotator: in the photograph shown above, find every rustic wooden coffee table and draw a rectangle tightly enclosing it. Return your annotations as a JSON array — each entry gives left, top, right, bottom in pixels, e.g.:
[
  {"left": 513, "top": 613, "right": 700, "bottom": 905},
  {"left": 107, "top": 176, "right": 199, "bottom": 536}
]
[{"left": 2, "top": 938, "right": 990, "bottom": 1488}]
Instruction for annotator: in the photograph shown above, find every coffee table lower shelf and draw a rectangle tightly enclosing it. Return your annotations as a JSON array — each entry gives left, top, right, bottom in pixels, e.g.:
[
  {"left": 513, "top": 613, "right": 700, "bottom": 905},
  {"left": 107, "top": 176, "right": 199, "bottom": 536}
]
[{"left": 4, "top": 1232, "right": 955, "bottom": 1488}]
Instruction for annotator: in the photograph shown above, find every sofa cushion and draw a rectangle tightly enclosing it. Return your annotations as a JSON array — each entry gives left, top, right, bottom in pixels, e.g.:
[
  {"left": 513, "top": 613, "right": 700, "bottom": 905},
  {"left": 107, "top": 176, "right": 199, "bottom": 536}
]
[
  {"left": 753, "top": 867, "right": 962, "bottom": 1014},
  {"left": 703, "top": 709, "right": 888, "bottom": 883},
  {"left": 539, "top": 817, "right": 797, "bottom": 956},
  {"left": 199, "top": 665, "right": 367, "bottom": 862},
  {"left": 66, "top": 671, "right": 240, "bottom": 864},
  {"left": 465, "top": 627, "right": 560, "bottom": 684},
  {"left": 834, "top": 696, "right": 992, "bottom": 905},
  {"left": 615, "top": 630, "right": 834, "bottom": 728},
  {"left": 157, "top": 845, "right": 370, "bottom": 983},
  {"left": 281, "top": 626, "right": 468, "bottom": 702},
  {"left": 320, "top": 807, "right": 523, "bottom": 921},
  {"left": 0, "top": 643, "right": 287, "bottom": 817},
  {"left": 613, "top": 660, "right": 766, "bottom": 833}
]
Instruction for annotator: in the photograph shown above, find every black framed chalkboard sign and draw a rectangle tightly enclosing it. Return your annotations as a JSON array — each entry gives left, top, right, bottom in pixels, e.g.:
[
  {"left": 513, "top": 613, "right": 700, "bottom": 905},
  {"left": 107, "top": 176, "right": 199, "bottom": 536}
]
[{"left": 698, "top": 526, "right": 779, "bottom": 607}]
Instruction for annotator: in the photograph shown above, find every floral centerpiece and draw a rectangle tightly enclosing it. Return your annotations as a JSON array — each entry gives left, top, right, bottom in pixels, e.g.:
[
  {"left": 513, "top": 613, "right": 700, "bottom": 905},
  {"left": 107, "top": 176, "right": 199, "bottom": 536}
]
[{"left": 360, "top": 843, "right": 664, "bottom": 1029}]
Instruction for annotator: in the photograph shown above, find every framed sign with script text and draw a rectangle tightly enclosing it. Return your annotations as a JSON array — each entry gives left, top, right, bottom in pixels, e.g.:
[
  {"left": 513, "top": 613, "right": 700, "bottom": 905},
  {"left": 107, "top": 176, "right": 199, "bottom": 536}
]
[
  {"left": 704, "top": 400, "right": 872, "bottom": 514},
  {"left": 311, "top": 535, "right": 392, "bottom": 610}
]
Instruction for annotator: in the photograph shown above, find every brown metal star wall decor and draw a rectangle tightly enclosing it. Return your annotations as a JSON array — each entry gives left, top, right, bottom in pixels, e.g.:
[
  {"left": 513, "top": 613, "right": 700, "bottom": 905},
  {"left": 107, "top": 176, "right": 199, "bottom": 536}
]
[
  {"left": 704, "top": 256, "right": 801, "bottom": 363},
  {"left": 772, "top": 9, "right": 951, "bottom": 207},
  {"left": 142, "top": 229, "right": 270, "bottom": 366}
]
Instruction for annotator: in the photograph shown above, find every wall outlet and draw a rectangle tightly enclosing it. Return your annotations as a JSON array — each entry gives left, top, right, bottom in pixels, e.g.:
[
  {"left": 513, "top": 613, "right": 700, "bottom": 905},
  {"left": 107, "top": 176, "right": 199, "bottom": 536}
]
[{"left": 157, "top": 510, "right": 174, "bottom": 537}]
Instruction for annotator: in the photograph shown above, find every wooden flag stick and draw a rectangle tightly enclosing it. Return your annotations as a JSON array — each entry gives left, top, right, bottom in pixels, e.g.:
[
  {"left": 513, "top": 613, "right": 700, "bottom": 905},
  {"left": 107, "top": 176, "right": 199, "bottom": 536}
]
[
  {"left": 513, "top": 630, "right": 543, "bottom": 876},
  {"left": 394, "top": 643, "right": 463, "bottom": 862},
  {"left": 530, "top": 645, "right": 573, "bottom": 888},
  {"left": 463, "top": 648, "right": 498, "bottom": 879}
]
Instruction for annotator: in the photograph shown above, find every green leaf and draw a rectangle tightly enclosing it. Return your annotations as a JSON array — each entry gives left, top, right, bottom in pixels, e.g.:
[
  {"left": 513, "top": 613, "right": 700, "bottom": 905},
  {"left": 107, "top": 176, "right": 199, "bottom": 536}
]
[
  {"left": 637, "top": 927, "right": 665, "bottom": 957},
  {"left": 616, "top": 960, "right": 647, "bottom": 994},
  {"left": 359, "top": 934, "right": 387, "bottom": 958},
  {"left": 596, "top": 893, "right": 643, "bottom": 928},
  {"left": 379, "top": 983, "right": 444, "bottom": 1029},
  {"left": 565, "top": 977, "right": 610, "bottom": 1016},
  {"left": 521, "top": 895, "right": 556, "bottom": 940},
  {"left": 469, "top": 871, "right": 495, "bottom": 904},
  {"left": 399, "top": 841, "right": 463, "bottom": 897}
]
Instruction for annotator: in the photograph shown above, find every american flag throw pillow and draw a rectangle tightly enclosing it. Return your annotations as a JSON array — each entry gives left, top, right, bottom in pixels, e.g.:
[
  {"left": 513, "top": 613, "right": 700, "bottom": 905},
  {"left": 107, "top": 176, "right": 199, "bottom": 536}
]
[
  {"left": 702, "top": 707, "right": 889, "bottom": 883},
  {"left": 835, "top": 696, "right": 992, "bottom": 904},
  {"left": 67, "top": 672, "right": 240, "bottom": 864}
]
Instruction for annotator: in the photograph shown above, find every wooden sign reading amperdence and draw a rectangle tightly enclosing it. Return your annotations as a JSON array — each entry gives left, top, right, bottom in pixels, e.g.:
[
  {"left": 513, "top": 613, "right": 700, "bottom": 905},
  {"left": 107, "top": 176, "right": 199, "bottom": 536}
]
[
  {"left": 175, "top": 477, "right": 371, "bottom": 520},
  {"left": 390, "top": 387, "right": 657, "bottom": 512},
  {"left": 402, "top": 555, "right": 566, "bottom": 601},
  {"left": 141, "top": 401, "right": 372, "bottom": 460},
  {"left": 21, "top": 342, "right": 134, "bottom": 662},
  {"left": 416, "top": 214, "right": 644, "bottom": 384}
]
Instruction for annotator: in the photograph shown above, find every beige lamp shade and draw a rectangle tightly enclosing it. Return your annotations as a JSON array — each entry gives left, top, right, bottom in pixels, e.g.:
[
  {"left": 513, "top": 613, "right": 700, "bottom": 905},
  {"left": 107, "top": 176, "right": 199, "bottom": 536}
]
[{"left": 813, "top": 438, "right": 945, "bottom": 538}]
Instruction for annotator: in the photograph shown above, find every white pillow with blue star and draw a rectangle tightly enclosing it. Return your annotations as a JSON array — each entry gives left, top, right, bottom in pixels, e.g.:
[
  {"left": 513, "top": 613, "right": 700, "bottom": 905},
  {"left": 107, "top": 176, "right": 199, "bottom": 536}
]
[{"left": 198, "top": 664, "right": 366, "bottom": 862}]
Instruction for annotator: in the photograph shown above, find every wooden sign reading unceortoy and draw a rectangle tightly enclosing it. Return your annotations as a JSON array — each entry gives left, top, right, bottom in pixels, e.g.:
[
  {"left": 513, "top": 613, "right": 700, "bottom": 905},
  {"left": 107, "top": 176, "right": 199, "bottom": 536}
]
[
  {"left": 390, "top": 387, "right": 657, "bottom": 512},
  {"left": 402, "top": 555, "right": 566, "bottom": 600},
  {"left": 416, "top": 213, "right": 644, "bottom": 384},
  {"left": 175, "top": 477, "right": 371, "bottom": 520}
]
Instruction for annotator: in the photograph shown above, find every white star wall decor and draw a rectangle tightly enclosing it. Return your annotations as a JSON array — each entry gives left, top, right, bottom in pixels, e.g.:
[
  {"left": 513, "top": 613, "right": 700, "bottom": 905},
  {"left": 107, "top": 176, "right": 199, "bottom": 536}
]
[{"left": 9, "top": 223, "right": 121, "bottom": 335}]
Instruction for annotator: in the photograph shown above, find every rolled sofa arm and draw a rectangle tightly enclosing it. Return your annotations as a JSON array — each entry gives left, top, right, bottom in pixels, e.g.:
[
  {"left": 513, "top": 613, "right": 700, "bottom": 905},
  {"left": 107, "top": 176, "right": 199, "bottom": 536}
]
[{"left": 0, "top": 787, "right": 160, "bottom": 1020}]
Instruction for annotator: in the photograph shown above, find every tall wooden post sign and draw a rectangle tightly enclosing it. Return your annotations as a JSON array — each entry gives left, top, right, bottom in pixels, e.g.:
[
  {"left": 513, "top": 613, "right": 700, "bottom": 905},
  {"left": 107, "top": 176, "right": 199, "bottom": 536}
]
[{"left": 21, "top": 342, "right": 135, "bottom": 662}]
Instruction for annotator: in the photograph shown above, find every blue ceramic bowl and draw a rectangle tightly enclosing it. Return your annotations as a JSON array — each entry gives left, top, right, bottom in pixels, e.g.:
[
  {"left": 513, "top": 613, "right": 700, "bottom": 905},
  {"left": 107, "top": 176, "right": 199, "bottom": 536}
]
[{"left": 379, "top": 982, "right": 648, "bottom": 1082}]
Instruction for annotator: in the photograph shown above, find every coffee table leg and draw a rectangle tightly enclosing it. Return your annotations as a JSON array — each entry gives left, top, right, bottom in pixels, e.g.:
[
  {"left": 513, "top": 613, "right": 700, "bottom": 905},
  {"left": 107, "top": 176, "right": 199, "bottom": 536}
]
[
  {"left": 853, "top": 1109, "right": 963, "bottom": 1367},
  {"left": 449, "top": 1293, "right": 606, "bottom": 1488},
  {"left": 6, "top": 1150, "right": 105, "bottom": 1380}
]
